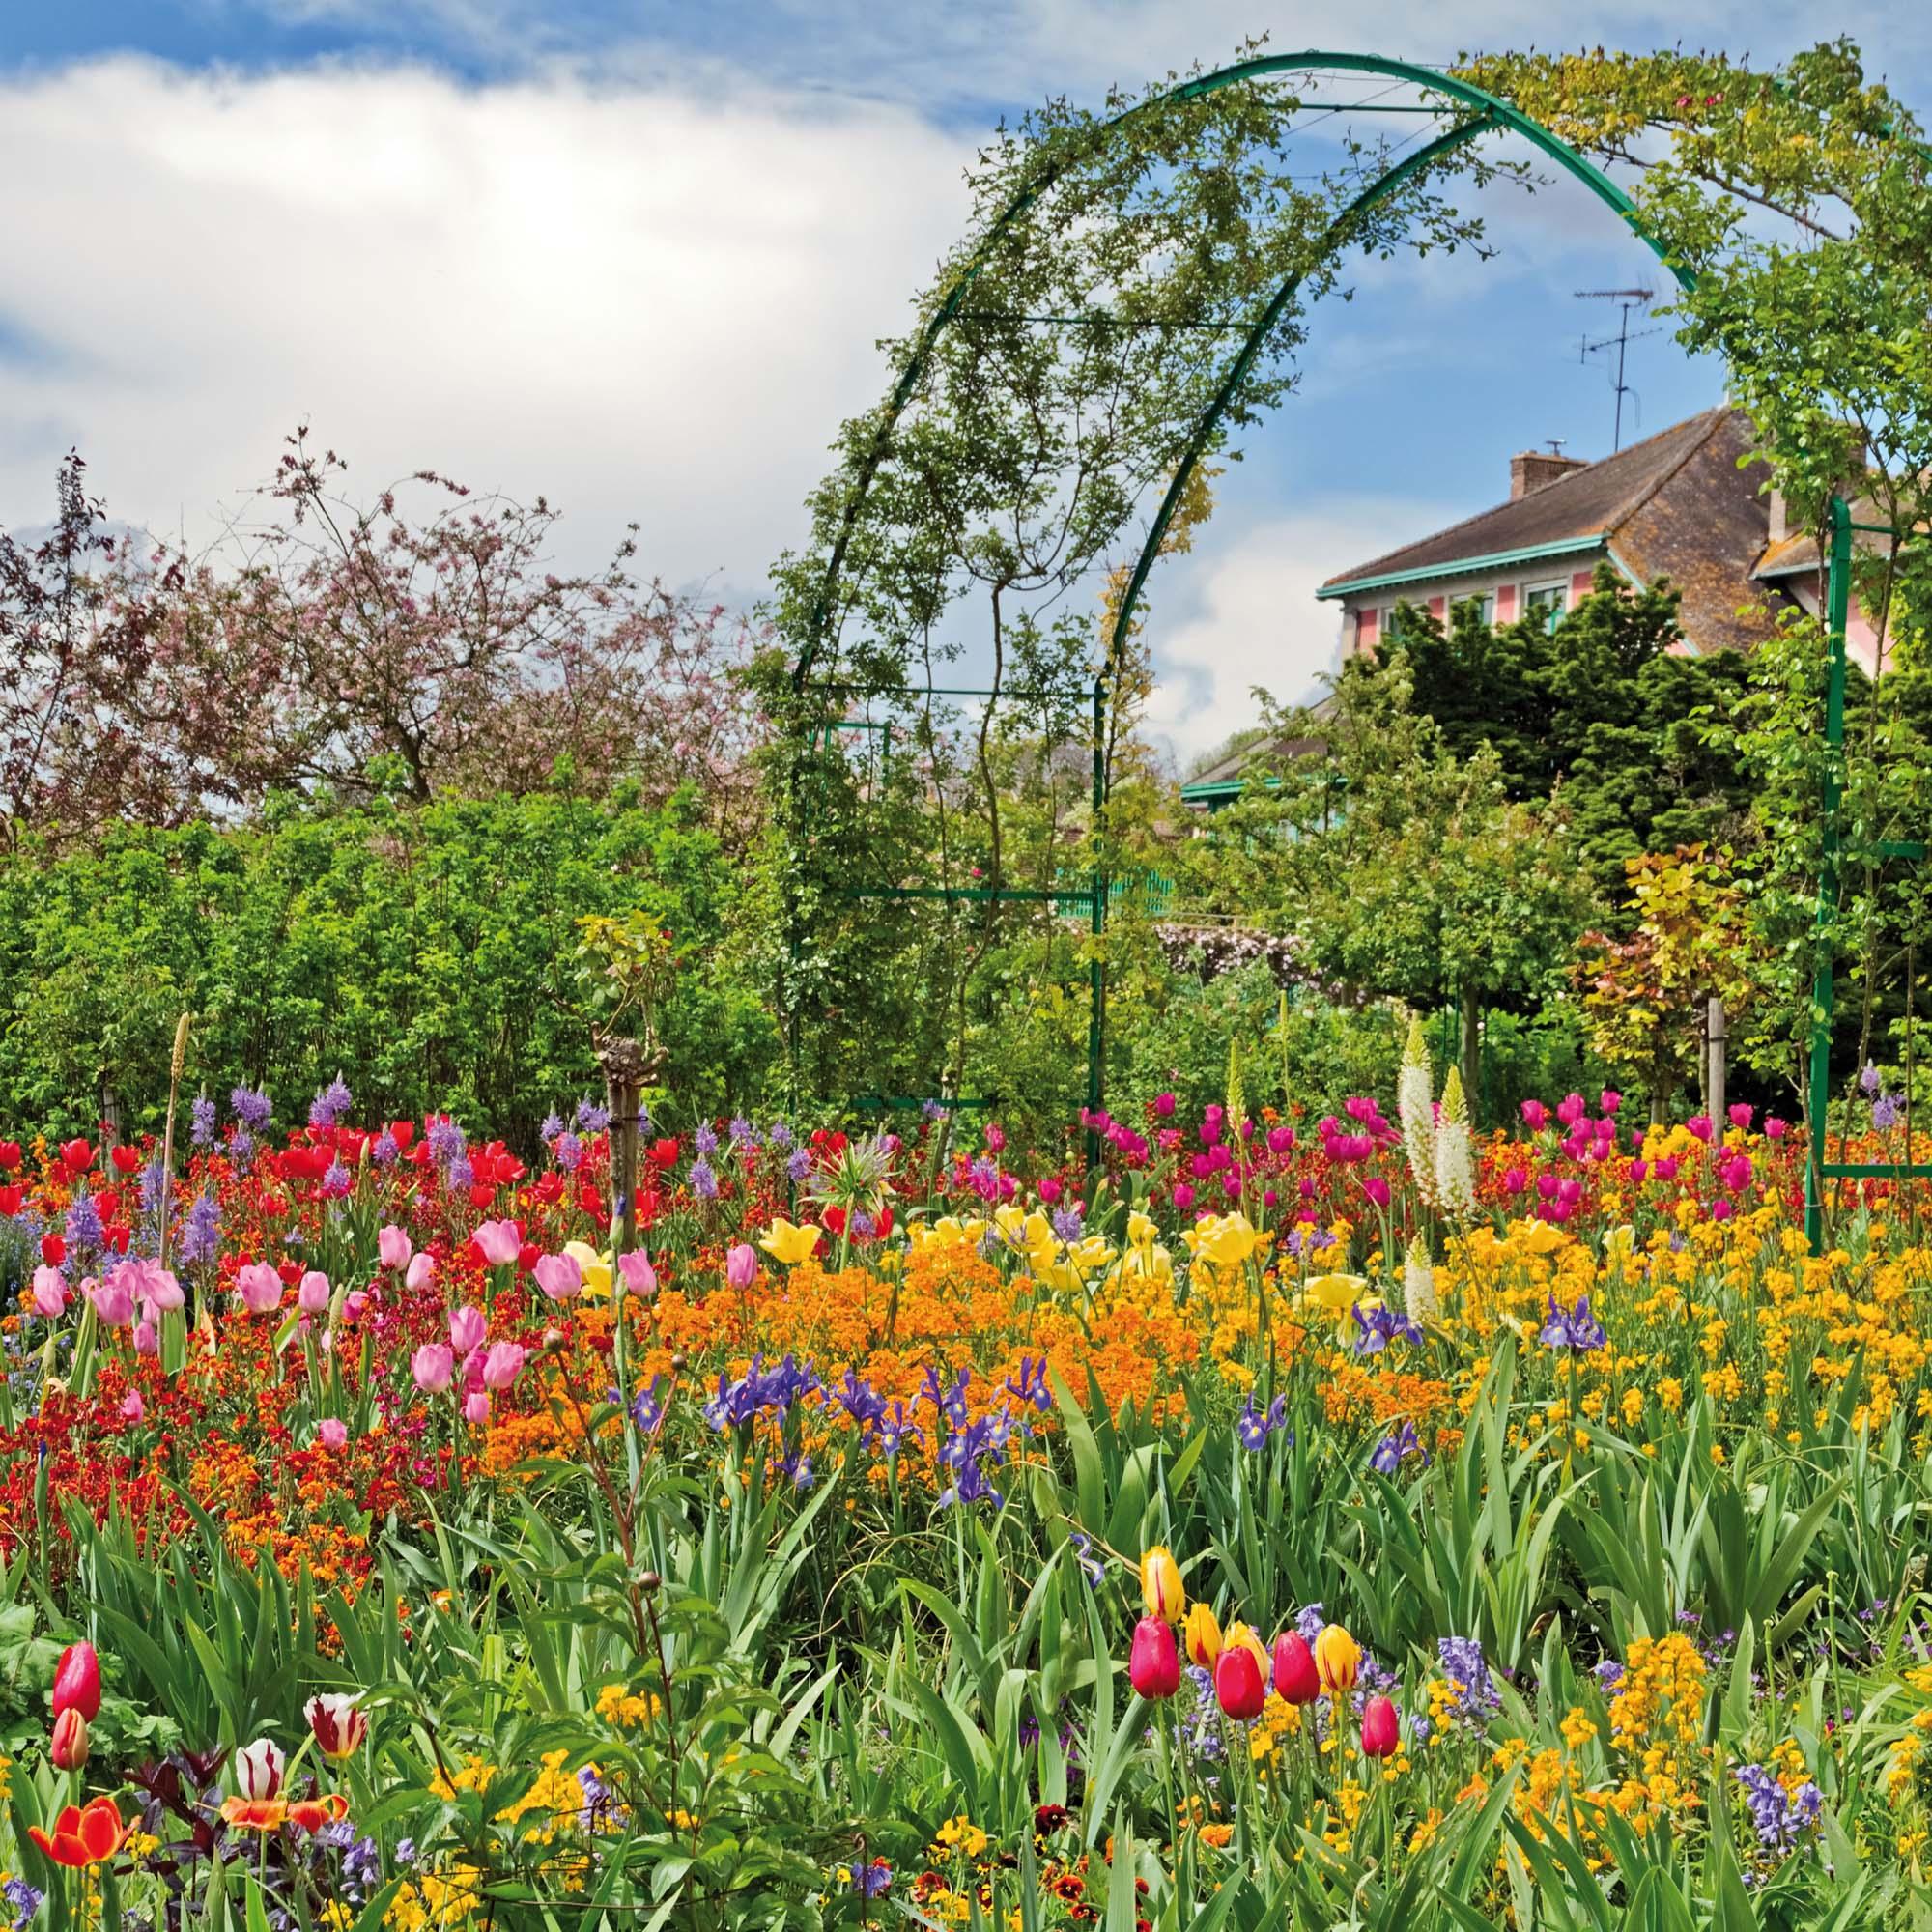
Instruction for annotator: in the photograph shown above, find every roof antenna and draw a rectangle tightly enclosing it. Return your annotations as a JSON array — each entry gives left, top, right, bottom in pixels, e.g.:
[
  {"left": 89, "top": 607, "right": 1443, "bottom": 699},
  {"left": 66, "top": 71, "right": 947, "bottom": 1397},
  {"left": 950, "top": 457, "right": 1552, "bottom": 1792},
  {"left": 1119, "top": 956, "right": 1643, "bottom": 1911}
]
[{"left": 1576, "top": 287, "right": 1659, "bottom": 453}]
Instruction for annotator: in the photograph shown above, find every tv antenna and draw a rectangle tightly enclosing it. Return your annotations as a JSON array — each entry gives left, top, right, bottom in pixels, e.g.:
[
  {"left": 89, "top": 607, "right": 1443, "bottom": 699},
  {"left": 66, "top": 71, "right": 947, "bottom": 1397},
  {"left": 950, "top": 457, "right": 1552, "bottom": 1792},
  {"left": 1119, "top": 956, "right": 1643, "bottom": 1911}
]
[{"left": 1576, "top": 287, "right": 1660, "bottom": 453}]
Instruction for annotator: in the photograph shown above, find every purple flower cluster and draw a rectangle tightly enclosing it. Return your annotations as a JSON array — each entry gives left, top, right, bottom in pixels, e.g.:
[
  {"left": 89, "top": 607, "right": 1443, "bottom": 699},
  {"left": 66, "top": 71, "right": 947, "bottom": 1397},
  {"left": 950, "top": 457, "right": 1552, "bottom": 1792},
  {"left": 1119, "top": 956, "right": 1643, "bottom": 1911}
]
[
  {"left": 1540, "top": 1293, "right": 1605, "bottom": 1351},
  {"left": 1735, "top": 1762, "right": 1822, "bottom": 1852},
  {"left": 178, "top": 1192, "right": 222, "bottom": 1264},
  {"left": 190, "top": 1094, "right": 217, "bottom": 1148},
  {"left": 230, "top": 1086, "right": 272, "bottom": 1132},
  {"left": 309, "top": 1076, "right": 353, "bottom": 1128},
  {"left": 1236, "top": 1391, "right": 1290, "bottom": 1453},
  {"left": 1353, "top": 1302, "right": 1423, "bottom": 1355},
  {"left": 1370, "top": 1418, "right": 1426, "bottom": 1474},
  {"left": 703, "top": 1354, "right": 822, "bottom": 1432}
]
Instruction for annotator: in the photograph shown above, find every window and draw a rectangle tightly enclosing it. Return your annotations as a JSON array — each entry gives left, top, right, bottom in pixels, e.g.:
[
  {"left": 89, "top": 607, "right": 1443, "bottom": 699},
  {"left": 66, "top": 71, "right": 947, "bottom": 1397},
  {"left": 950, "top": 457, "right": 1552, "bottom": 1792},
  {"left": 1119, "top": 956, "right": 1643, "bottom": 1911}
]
[
  {"left": 1523, "top": 582, "right": 1567, "bottom": 635},
  {"left": 1452, "top": 592, "right": 1495, "bottom": 629}
]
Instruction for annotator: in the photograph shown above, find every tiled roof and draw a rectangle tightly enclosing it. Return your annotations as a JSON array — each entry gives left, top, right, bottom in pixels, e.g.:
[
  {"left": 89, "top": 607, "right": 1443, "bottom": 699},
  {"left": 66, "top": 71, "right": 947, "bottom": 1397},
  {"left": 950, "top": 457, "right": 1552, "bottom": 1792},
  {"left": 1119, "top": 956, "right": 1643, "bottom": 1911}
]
[{"left": 1321, "top": 408, "right": 1744, "bottom": 594}]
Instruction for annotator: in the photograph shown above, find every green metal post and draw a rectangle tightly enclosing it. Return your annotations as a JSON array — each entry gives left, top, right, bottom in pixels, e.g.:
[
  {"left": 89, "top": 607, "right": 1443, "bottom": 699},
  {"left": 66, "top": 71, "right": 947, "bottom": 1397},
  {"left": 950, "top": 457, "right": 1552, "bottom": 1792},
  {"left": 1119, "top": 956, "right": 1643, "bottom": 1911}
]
[
  {"left": 1087, "top": 676, "right": 1106, "bottom": 1173},
  {"left": 1805, "top": 495, "right": 1853, "bottom": 1253}
]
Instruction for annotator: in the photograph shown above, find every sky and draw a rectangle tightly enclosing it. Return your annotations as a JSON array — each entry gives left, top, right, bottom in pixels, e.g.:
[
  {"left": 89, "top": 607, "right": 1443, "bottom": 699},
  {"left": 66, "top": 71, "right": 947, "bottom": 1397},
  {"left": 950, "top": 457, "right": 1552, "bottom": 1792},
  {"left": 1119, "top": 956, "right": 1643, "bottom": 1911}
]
[{"left": 3, "top": 2, "right": 1929, "bottom": 770}]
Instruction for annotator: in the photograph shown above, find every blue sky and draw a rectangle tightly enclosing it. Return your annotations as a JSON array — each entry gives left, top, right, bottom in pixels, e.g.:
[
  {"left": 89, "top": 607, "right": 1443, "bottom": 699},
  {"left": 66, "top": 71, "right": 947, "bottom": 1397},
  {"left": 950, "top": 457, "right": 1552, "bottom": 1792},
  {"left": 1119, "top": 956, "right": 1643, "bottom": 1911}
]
[{"left": 4, "top": 2, "right": 1928, "bottom": 764}]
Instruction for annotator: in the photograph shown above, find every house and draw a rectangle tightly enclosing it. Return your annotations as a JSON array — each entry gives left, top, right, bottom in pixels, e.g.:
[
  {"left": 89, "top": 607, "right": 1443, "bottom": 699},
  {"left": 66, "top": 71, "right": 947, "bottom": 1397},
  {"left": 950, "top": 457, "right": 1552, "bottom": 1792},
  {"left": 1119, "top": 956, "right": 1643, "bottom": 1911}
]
[
  {"left": 1179, "top": 405, "right": 1885, "bottom": 811},
  {"left": 1316, "top": 407, "right": 1776, "bottom": 660}
]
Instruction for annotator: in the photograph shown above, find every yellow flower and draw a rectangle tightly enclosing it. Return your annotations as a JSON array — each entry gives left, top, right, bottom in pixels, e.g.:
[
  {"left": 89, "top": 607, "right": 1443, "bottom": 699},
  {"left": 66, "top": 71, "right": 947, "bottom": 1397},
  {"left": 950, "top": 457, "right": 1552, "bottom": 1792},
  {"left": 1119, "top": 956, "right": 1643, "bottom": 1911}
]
[
  {"left": 1141, "top": 1545, "right": 1185, "bottom": 1621},
  {"left": 1223, "top": 1620, "right": 1270, "bottom": 1673},
  {"left": 758, "top": 1219, "right": 823, "bottom": 1266},
  {"left": 561, "top": 1240, "right": 612, "bottom": 1298},
  {"left": 1314, "top": 1624, "right": 1361, "bottom": 1695},
  {"left": 1183, "top": 1213, "right": 1265, "bottom": 1271},
  {"left": 1303, "top": 1273, "right": 1373, "bottom": 1328},
  {"left": 1184, "top": 1602, "right": 1223, "bottom": 1669}
]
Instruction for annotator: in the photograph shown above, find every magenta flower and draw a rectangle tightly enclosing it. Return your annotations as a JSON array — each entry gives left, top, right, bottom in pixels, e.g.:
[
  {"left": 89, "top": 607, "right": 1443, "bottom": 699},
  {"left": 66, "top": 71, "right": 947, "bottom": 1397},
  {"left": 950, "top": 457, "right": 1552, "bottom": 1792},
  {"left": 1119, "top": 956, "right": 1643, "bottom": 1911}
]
[
  {"left": 449, "top": 1305, "right": 487, "bottom": 1355},
  {"left": 377, "top": 1224, "right": 413, "bottom": 1270},
  {"left": 473, "top": 1219, "right": 523, "bottom": 1266}
]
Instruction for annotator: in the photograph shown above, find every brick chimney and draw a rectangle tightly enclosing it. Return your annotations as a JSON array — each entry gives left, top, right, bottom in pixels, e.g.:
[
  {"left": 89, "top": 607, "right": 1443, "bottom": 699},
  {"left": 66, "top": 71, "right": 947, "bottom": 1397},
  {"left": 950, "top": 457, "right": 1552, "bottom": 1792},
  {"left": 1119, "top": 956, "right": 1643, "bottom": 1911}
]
[{"left": 1510, "top": 449, "right": 1590, "bottom": 499}]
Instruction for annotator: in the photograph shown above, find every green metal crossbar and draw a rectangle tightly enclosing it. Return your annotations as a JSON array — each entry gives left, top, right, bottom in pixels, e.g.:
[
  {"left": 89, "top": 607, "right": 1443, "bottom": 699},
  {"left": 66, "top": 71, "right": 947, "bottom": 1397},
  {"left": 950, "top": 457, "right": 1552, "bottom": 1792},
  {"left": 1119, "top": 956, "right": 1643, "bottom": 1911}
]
[{"left": 1805, "top": 495, "right": 1932, "bottom": 1247}]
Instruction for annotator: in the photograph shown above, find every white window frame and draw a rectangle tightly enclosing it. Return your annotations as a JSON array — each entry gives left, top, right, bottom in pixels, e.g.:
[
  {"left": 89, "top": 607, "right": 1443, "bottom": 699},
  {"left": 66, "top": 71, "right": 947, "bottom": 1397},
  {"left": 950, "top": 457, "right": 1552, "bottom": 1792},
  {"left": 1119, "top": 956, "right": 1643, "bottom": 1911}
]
[{"left": 1522, "top": 581, "right": 1568, "bottom": 635}]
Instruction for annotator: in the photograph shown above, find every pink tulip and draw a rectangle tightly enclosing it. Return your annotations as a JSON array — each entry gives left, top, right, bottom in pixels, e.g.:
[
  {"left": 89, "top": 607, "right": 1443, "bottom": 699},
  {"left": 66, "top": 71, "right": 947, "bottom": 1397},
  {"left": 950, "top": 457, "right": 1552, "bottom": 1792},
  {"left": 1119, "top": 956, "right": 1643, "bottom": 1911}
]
[
  {"left": 533, "top": 1253, "right": 582, "bottom": 1302},
  {"left": 377, "top": 1224, "right": 412, "bottom": 1270},
  {"left": 133, "top": 1320, "right": 157, "bottom": 1355},
  {"left": 481, "top": 1341, "right": 526, "bottom": 1391},
  {"left": 473, "top": 1219, "right": 522, "bottom": 1266},
  {"left": 449, "top": 1305, "right": 487, "bottom": 1355},
  {"left": 1520, "top": 1099, "right": 1548, "bottom": 1131},
  {"left": 725, "top": 1243, "right": 756, "bottom": 1292},
  {"left": 318, "top": 1418, "right": 348, "bottom": 1450},
  {"left": 1766, "top": 1117, "right": 1789, "bottom": 1141},
  {"left": 236, "top": 1262, "right": 283, "bottom": 1315},
  {"left": 1362, "top": 1177, "right": 1391, "bottom": 1208},
  {"left": 405, "top": 1252, "right": 437, "bottom": 1292},
  {"left": 120, "top": 1391, "right": 144, "bottom": 1422},
  {"left": 87, "top": 1274, "right": 135, "bottom": 1326},
  {"left": 114, "top": 1256, "right": 182, "bottom": 1315},
  {"left": 617, "top": 1249, "right": 658, "bottom": 1299},
  {"left": 298, "top": 1270, "right": 331, "bottom": 1316},
  {"left": 411, "top": 1344, "right": 454, "bottom": 1392},
  {"left": 463, "top": 1391, "right": 491, "bottom": 1425},
  {"left": 30, "top": 1265, "right": 67, "bottom": 1318}
]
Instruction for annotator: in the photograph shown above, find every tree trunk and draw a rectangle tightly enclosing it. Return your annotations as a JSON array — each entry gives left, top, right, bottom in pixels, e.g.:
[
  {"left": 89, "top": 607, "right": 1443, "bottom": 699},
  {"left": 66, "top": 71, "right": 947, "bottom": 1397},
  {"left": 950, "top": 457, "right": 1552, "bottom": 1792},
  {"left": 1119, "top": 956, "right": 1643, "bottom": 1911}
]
[
  {"left": 1706, "top": 994, "right": 1727, "bottom": 1126},
  {"left": 1459, "top": 988, "right": 1481, "bottom": 1126}
]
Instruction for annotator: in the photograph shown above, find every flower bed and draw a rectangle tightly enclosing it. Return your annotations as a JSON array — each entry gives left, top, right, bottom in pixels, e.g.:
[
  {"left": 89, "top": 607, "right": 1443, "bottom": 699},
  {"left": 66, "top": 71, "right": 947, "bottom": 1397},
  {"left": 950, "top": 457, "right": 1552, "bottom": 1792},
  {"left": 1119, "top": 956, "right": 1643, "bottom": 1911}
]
[{"left": 1, "top": 1065, "right": 1930, "bottom": 1927}]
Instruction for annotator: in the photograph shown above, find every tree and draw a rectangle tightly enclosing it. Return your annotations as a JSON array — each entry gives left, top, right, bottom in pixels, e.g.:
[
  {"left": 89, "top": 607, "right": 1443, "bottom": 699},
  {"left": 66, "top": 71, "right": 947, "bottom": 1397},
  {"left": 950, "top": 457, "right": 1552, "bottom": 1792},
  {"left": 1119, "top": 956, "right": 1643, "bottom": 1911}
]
[
  {"left": 0, "top": 433, "right": 763, "bottom": 846},
  {"left": 1574, "top": 846, "right": 1750, "bottom": 1118},
  {"left": 1374, "top": 563, "right": 1755, "bottom": 895},
  {"left": 1183, "top": 657, "right": 1593, "bottom": 1116}
]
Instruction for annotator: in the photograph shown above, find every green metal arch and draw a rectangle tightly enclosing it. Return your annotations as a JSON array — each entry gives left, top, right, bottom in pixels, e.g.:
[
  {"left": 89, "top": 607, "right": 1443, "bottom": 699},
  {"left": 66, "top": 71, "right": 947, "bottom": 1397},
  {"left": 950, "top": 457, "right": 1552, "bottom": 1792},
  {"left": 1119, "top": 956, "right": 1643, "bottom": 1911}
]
[{"left": 792, "top": 47, "right": 1696, "bottom": 692}]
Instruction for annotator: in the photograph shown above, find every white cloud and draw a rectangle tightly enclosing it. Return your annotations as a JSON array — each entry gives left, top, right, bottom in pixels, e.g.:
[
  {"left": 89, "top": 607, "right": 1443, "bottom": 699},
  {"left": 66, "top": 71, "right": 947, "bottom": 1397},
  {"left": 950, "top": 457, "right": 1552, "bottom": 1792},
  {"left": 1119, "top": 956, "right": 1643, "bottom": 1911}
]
[
  {"left": 1139, "top": 500, "right": 1453, "bottom": 767},
  {"left": 0, "top": 55, "right": 972, "bottom": 591}
]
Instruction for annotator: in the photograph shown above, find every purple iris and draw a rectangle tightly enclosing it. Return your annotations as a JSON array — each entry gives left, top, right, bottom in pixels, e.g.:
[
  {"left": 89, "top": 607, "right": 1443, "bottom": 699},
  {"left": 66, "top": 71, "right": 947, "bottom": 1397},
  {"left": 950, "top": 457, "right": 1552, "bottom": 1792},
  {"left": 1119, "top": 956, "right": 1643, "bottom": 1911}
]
[{"left": 1540, "top": 1293, "right": 1605, "bottom": 1351}]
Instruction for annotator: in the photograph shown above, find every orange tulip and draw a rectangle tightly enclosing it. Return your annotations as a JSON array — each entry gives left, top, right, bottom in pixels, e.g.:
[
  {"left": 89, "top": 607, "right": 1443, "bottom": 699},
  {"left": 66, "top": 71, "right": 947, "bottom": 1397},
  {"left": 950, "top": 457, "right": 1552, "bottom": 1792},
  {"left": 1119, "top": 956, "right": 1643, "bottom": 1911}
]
[{"left": 29, "top": 1795, "right": 123, "bottom": 1868}]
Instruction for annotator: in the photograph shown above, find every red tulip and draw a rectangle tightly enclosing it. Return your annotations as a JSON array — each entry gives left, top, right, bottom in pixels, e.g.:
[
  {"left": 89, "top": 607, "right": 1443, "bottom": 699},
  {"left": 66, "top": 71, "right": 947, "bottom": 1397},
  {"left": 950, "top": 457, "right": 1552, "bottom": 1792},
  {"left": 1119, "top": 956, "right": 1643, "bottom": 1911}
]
[
  {"left": 52, "top": 1640, "right": 100, "bottom": 1720},
  {"left": 388, "top": 1120, "right": 415, "bottom": 1151},
  {"left": 1213, "top": 1642, "right": 1268, "bottom": 1721},
  {"left": 0, "top": 1140, "right": 21, "bottom": 1169},
  {"left": 1361, "top": 1694, "right": 1401, "bottom": 1758},
  {"left": 41, "top": 1235, "right": 65, "bottom": 1268},
  {"left": 59, "top": 1139, "right": 94, "bottom": 1174},
  {"left": 28, "top": 1795, "right": 123, "bottom": 1867},
  {"left": 50, "top": 1706, "right": 90, "bottom": 1770},
  {"left": 1128, "top": 1615, "right": 1180, "bottom": 1700},
  {"left": 109, "top": 1144, "right": 142, "bottom": 1175},
  {"left": 0, "top": 1185, "right": 22, "bottom": 1216},
  {"left": 1271, "top": 1632, "right": 1320, "bottom": 1705}
]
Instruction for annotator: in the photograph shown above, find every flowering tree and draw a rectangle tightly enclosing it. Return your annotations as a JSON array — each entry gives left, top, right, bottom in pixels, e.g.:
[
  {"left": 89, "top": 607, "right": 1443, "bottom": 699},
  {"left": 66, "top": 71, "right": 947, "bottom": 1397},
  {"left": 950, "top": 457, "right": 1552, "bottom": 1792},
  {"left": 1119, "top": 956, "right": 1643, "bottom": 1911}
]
[{"left": 0, "top": 433, "right": 763, "bottom": 844}]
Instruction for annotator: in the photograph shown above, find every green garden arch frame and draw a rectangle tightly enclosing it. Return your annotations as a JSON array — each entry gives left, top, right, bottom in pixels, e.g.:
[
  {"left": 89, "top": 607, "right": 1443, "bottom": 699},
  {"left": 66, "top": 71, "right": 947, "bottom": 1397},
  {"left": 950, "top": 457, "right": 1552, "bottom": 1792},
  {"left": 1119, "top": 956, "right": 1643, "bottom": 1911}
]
[{"left": 787, "top": 49, "right": 1700, "bottom": 1152}]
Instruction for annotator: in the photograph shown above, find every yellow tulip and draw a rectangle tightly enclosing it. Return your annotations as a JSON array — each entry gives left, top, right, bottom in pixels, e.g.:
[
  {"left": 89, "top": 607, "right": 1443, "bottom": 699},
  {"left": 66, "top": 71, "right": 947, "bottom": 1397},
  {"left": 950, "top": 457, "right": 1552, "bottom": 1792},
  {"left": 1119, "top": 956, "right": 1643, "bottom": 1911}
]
[
  {"left": 1140, "top": 1545, "right": 1185, "bottom": 1622},
  {"left": 1184, "top": 1602, "right": 1222, "bottom": 1669},
  {"left": 561, "top": 1240, "right": 612, "bottom": 1298},
  {"left": 1223, "top": 1620, "right": 1270, "bottom": 1673},
  {"left": 759, "top": 1218, "right": 823, "bottom": 1267},
  {"left": 1314, "top": 1623, "right": 1360, "bottom": 1695},
  {"left": 1181, "top": 1213, "right": 1264, "bottom": 1271}
]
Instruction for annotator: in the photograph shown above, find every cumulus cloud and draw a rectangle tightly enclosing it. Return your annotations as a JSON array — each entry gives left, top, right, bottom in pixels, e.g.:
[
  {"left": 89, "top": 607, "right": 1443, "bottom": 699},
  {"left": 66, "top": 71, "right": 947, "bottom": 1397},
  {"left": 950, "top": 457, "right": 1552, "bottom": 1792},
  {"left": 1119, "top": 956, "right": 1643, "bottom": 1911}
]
[
  {"left": 1139, "top": 500, "right": 1454, "bottom": 767},
  {"left": 0, "top": 55, "right": 971, "bottom": 588}
]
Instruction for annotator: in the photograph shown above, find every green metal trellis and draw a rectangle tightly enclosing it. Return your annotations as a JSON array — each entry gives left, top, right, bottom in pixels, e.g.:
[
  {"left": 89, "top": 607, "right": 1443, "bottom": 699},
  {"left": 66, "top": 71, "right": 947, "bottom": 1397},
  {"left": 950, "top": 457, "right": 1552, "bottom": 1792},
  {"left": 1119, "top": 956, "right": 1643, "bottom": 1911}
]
[
  {"left": 785, "top": 50, "right": 1696, "bottom": 1157},
  {"left": 1804, "top": 495, "right": 1932, "bottom": 1250}
]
